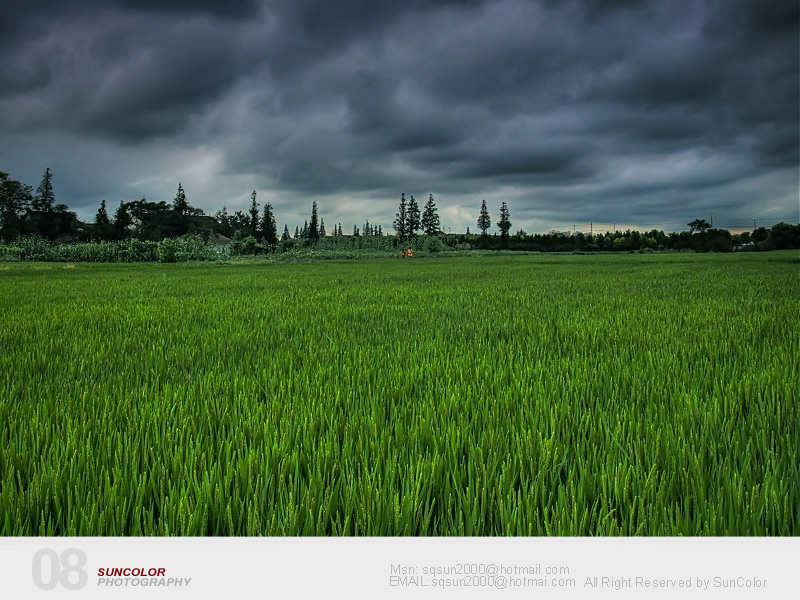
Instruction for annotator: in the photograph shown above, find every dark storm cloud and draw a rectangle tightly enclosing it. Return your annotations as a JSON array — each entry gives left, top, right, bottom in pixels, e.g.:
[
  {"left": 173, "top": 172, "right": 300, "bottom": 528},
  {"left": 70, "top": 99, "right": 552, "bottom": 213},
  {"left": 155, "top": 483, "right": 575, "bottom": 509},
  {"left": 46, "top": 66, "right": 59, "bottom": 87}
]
[{"left": 0, "top": 0, "right": 796, "bottom": 230}]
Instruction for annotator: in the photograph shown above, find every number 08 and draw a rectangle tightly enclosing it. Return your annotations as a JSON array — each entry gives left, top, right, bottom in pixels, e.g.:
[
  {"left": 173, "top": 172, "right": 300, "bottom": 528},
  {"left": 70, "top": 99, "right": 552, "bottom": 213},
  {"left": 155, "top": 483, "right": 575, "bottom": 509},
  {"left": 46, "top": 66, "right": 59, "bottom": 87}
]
[{"left": 32, "top": 548, "right": 88, "bottom": 590}]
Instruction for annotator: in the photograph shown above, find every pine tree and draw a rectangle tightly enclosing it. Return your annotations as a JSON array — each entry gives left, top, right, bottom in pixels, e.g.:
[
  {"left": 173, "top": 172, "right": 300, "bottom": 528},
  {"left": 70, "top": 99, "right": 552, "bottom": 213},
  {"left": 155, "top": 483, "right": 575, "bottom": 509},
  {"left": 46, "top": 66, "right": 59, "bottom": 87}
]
[
  {"left": 172, "top": 182, "right": 188, "bottom": 216},
  {"left": 338, "top": 222, "right": 343, "bottom": 237},
  {"left": 364, "top": 220, "right": 372, "bottom": 236},
  {"left": 408, "top": 195, "right": 421, "bottom": 237},
  {"left": 377, "top": 225, "right": 382, "bottom": 236},
  {"left": 393, "top": 193, "right": 408, "bottom": 241},
  {"left": 320, "top": 218, "right": 326, "bottom": 237},
  {"left": 353, "top": 224, "right": 359, "bottom": 236},
  {"left": 261, "top": 202, "right": 278, "bottom": 245},
  {"left": 308, "top": 201, "right": 319, "bottom": 243},
  {"left": 477, "top": 199, "right": 491, "bottom": 236},
  {"left": 33, "top": 167, "right": 55, "bottom": 212},
  {"left": 249, "top": 190, "right": 259, "bottom": 237},
  {"left": 95, "top": 199, "right": 110, "bottom": 226},
  {"left": 295, "top": 225, "right": 300, "bottom": 239},
  {"left": 497, "top": 201, "right": 511, "bottom": 245},
  {"left": 282, "top": 224, "right": 291, "bottom": 241},
  {"left": 301, "top": 220, "right": 309, "bottom": 238},
  {"left": 421, "top": 193, "right": 440, "bottom": 236}
]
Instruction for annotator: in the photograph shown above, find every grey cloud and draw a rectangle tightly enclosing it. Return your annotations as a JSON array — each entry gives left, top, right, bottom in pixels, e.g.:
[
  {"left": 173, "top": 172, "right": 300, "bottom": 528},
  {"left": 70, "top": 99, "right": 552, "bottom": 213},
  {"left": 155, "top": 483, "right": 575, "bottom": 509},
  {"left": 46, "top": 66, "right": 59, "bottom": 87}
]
[{"left": 0, "top": 0, "right": 796, "bottom": 232}]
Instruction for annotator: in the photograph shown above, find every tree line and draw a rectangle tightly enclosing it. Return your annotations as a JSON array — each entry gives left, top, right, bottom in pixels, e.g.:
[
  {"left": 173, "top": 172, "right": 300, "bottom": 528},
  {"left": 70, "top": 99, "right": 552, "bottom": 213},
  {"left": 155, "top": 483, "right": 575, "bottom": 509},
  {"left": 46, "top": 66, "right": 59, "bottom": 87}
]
[{"left": 2, "top": 168, "right": 798, "bottom": 254}]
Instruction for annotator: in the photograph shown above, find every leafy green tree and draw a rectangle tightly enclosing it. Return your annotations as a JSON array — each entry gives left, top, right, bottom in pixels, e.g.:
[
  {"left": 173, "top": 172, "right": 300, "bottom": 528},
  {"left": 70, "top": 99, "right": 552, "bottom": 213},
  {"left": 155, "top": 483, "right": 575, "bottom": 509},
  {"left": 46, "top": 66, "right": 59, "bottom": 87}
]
[
  {"left": 477, "top": 199, "right": 491, "bottom": 236},
  {"left": 497, "top": 201, "right": 511, "bottom": 245},
  {"left": 688, "top": 218, "right": 711, "bottom": 233},
  {"left": 408, "top": 195, "right": 421, "bottom": 236},
  {"left": 393, "top": 193, "right": 409, "bottom": 241},
  {"left": 261, "top": 202, "right": 278, "bottom": 245},
  {"left": 33, "top": 167, "right": 55, "bottom": 212},
  {"left": 112, "top": 201, "right": 132, "bottom": 239},
  {"left": 421, "top": 193, "right": 440, "bottom": 236},
  {"left": 0, "top": 171, "right": 32, "bottom": 240},
  {"left": 309, "top": 201, "right": 320, "bottom": 243}
]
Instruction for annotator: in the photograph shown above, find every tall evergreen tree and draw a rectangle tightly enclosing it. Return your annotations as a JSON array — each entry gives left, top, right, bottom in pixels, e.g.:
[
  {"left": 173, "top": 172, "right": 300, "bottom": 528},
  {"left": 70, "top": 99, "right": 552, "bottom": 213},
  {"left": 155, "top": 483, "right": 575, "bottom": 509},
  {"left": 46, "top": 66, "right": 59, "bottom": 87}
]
[
  {"left": 408, "top": 195, "right": 421, "bottom": 236},
  {"left": 497, "top": 201, "right": 511, "bottom": 245},
  {"left": 172, "top": 182, "right": 188, "bottom": 216},
  {"left": 352, "top": 224, "right": 359, "bottom": 236},
  {"left": 421, "top": 193, "right": 440, "bottom": 236},
  {"left": 477, "top": 199, "right": 491, "bottom": 236},
  {"left": 282, "top": 224, "right": 291, "bottom": 241},
  {"left": 319, "top": 218, "right": 326, "bottom": 237},
  {"left": 338, "top": 222, "right": 343, "bottom": 237},
  {"left": 308, "top": 201, "right": 320, "bottom": 243},
  {"left": 33, "top": 167, "right": 55, "bottom": 212},
  {"left": 377, "top": 225, "right": 382, "bottom": 236},
  {"left": 295, "top": 225, "right": 300, "bottom": 239},
  {"left": 95, "top": 199, "right": 110, "bottom": 226},
  {"left": 393, "top": 193, "right": 408, "bottom": 241},
  {"left": 249, "top": 190, "right": 260, "bottom": 237},
  {"left": 261, "top": 202, "right": 278, "bottom": 245}
]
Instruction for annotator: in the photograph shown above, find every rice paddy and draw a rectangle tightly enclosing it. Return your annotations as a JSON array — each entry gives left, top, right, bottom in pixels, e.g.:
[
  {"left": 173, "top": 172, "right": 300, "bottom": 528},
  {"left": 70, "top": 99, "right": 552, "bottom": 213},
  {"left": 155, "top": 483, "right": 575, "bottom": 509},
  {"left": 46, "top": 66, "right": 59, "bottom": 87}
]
[{"left": 1, "top": 252, "right": 797, "bottom": 535}]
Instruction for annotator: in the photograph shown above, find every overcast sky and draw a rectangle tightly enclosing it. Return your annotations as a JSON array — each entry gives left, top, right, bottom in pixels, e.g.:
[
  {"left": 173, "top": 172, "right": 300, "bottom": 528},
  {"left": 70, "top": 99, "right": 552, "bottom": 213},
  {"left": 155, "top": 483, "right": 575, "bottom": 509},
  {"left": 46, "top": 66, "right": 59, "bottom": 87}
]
[{"left": 1, "top": 0, "right": 797, "bottom": 234}]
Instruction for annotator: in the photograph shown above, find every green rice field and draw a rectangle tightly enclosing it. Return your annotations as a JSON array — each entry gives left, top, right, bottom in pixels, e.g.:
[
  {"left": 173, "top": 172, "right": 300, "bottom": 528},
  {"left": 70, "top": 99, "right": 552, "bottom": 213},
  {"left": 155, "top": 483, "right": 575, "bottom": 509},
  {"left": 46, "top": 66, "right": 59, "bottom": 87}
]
[{"left": 1, "top": 252, "right": 798, "bottom": 535}]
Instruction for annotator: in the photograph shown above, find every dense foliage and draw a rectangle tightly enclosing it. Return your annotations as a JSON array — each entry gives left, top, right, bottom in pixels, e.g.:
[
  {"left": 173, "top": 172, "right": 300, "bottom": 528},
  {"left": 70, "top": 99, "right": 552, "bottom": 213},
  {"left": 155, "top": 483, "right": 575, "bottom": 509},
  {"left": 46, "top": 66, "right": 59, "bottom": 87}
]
[{"left": 1, "top": 253, "right": 797, "bottom": 535}]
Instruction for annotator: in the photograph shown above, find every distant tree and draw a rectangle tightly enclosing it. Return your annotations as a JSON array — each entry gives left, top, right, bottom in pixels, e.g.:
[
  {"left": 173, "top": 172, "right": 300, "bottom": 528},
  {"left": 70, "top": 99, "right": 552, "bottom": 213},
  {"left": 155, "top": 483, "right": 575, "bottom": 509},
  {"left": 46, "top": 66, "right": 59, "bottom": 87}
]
[
  {"left": 172, "top": 182, "right": 188, "bottom": 216},
  {"left": 408, "top": 195, "right": 421, "bottom": 236},
  {"left": 769, "top": 222, "right": 800, "bottom": 249},
  {"left": 497, "top": 201, "right": 511, "bottom": 245},
  {"left": 364, "top": 219, "right": 372, "bottom": 236},
  {"left": 261, "top": 202, "right": 278, "bottom": 245},
  {"left": 249, "top": 191, "right": 260, "bottom": 237},
  {"left": 377, "top": 225, "right": 382, "bottom": 236},
  {"left": 282, "top": 224, "right": 291, "bottom": 241},
  {"left": 95, "top": 199, "right": 110, "bottom": 227},
  {"left": 421, "top": 193, "right": 440, "bottom": 236},
  {"left": 477, "top": 199, "right": 491, "bottom": 236},
  {"left": 393, "top": 193, "right": 409, "bottom": 241},
  {"left": 320, "top": 218, "right": 326, "bottom": 237},
  {"left": 0, "top": 171, "right": 32, "bottom": 240},
  {"left": 93, "top": 199, "right": 112, "bottom": 239},
  {"left": 466, "top": 226, "right": 470, "bottom": 235},
  {"left": 295, "top": 225, "right": 300, "bottom": 239},
  {"left": 112, "top": 201, "right": 132, "bottom": 239},
  {"left": 688, "top": 218, "right": 711, "bottom": 233},
  {"left": 338, "top": 222, "right": 343, "bottom": 237},
  {"left": 352, "top": 224, "right": 359, "bottom": 236},
  {"left": 308, "top": 201, "right": 320, "bottom": 243},
  {"left": 33, "top": 167, "right": 55, "bottom": 212}
]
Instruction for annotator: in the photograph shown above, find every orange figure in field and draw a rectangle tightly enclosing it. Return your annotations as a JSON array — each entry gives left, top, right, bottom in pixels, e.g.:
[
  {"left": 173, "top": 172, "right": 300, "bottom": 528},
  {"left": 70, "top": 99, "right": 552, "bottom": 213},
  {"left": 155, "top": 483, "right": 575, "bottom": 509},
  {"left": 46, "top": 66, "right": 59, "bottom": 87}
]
[
  {"left": 401, "top": 250, "right": 407, "bottom": 258},
  {"left": 407, "top": 248, "right": 414, "bottom": 258}
]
